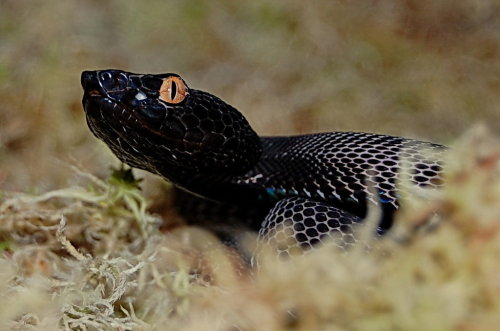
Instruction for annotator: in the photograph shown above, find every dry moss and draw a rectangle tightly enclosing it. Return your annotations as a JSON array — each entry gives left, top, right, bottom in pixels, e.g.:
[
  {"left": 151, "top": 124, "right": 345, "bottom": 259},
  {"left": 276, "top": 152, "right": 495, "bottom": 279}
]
[{"left": 0, "top": 127, "right": 498, "bottom": 330}]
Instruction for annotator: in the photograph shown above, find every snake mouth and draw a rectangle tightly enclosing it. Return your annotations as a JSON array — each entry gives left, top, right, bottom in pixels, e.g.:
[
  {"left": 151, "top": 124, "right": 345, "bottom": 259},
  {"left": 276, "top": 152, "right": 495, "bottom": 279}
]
[
  {"left": 86, "top": 89, "right": 102, "bottom": 97},
  {"left": 81, "top": 70, "right": 131, "bottom": 104},
  {"left": 81, "top": 70, "right": 136, "bottom": 124},
  {"left": 81, "top": 71, "right": 110, "bottom": 113},
  {"left": 81, "top": 71, "right": 104, "bottom": 97}
]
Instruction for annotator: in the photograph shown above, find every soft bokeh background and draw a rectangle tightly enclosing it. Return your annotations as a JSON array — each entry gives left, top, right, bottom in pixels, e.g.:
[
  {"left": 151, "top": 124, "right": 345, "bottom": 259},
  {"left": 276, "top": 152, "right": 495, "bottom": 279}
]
[{"left": 1, "top": 0, "right": 499, "bottom": 191}]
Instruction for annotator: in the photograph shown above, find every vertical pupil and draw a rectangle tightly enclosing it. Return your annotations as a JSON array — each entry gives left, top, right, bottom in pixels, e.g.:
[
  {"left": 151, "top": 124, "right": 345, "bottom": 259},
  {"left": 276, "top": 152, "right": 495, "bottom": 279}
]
[{"left": 170, "top": 81, "right": 177, "bottom": 100}]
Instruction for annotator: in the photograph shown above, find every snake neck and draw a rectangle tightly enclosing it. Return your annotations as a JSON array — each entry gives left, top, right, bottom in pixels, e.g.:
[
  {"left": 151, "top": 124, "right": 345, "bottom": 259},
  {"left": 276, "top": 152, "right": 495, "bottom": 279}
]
[{"left": 163, "top": 132, "right": 445, "bottom": 220}]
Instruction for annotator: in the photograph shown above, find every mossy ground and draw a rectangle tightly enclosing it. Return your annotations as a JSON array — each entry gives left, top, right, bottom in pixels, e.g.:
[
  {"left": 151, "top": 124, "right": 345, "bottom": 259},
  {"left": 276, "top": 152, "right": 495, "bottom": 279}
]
[{"left": 0, "top": 1, "right": 499, "bottom": 330}]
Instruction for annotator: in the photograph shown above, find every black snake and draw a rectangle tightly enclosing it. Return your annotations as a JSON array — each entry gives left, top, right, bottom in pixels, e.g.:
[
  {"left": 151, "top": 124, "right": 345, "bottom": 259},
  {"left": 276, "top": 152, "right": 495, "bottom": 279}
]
[{"left": 81, "top": 70, "right": 445, "bottom": 258}]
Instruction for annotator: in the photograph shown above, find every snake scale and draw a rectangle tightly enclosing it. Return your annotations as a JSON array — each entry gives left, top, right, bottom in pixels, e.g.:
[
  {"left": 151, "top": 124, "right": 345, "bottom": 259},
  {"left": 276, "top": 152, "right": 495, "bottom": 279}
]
[{"left": 81, "top": 70, "right": 446, "bottom": 258}]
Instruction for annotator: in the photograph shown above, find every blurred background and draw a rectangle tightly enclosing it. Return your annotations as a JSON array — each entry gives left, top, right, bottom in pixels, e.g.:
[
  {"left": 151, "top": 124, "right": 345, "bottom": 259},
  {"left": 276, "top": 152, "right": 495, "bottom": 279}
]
[{"left": 0, "top": 0, "right": 499, "bottom": 192}]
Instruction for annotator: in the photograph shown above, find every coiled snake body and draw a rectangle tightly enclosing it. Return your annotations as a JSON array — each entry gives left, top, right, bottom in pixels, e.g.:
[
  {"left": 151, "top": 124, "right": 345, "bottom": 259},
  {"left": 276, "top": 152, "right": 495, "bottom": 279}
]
[{"left": 81, "top": 70, "right": 445, "bottom": 257}]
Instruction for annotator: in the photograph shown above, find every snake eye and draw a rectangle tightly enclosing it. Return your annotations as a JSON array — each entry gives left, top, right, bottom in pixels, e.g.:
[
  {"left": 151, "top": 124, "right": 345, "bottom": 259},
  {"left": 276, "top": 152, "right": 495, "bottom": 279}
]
[{"left": 159, "top": 76, "right": 188, "bottom": 104}]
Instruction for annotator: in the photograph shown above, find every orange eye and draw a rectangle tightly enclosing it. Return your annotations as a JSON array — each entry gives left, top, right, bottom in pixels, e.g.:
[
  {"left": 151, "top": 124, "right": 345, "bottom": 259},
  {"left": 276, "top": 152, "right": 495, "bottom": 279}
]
[{"left": 159, "top": 76, "right": 188, "bottom": 104}]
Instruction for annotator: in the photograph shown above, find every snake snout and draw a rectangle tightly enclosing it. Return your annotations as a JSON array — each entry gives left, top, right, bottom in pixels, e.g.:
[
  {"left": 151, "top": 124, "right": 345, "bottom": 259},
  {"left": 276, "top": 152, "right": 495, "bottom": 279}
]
[
  {"left": 82, "top": 70, "right": 130, "bottom": 97},
  {"left": 81, "top": 70, "right": 104, "bottom": 97},
  {"left": 81, "top": 71, "right": 96, "bottom": 88}
]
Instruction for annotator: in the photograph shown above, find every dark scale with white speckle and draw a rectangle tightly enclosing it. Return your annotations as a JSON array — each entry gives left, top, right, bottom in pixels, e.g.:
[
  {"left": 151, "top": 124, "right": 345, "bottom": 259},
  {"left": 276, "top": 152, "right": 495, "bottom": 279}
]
[
  {"left": 240, "top": 132, "right": 444, "bottom": 214},
  {"left": 258, "top": 197, "right": 363, "bottom": 258}
]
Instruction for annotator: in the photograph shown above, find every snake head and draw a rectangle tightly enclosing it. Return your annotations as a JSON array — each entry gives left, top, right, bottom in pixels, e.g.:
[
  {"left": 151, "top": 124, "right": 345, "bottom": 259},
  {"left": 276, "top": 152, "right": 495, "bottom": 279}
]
[{"left": 81, "top": 70, "right": 262, "bottom": 178}]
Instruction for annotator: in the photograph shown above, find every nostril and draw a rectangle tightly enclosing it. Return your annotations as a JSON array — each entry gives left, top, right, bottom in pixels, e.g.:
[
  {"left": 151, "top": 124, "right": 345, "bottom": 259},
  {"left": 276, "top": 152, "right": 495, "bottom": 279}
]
[{"left": 81, "top": 71, "right": 97, "bottom": 88}]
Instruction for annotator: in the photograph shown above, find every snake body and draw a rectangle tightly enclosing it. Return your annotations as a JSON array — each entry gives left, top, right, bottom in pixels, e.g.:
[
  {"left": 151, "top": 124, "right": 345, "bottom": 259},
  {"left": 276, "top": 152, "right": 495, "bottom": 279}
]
[{"left": 81, "top": 70, "right": 445, "bottom": 256}]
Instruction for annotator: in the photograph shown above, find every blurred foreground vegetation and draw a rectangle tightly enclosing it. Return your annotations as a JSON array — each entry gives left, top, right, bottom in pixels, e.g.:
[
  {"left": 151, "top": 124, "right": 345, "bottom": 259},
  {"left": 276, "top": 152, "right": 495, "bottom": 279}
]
[
  {"left": 0, "top": 125, "right": 498, "bottom": 330},
  {"left": 0, "top": 0, "right": 499, "bottom": 330}
]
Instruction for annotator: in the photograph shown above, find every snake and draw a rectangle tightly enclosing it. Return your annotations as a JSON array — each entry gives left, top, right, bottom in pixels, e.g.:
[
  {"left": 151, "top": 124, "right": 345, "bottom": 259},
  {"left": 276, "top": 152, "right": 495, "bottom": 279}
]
[{"left": 81, "top": 70, "right": 446, "bottom": 258}]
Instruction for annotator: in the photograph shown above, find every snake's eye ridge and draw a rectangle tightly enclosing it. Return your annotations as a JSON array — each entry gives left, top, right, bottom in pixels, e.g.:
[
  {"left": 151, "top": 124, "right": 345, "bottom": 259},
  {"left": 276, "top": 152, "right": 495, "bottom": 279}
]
[{"left": 159, "top": 76, "right": 188, "bottom": 104}]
